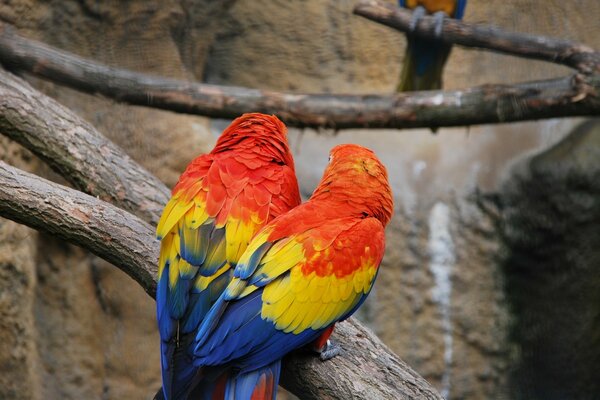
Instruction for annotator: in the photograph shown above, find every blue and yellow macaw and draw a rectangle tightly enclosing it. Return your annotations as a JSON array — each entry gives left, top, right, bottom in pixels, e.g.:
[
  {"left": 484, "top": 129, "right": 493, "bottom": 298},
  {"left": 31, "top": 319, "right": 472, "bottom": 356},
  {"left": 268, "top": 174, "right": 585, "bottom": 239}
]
[{"left": 397, "top": 0, "right": 467, "bottom": 91}]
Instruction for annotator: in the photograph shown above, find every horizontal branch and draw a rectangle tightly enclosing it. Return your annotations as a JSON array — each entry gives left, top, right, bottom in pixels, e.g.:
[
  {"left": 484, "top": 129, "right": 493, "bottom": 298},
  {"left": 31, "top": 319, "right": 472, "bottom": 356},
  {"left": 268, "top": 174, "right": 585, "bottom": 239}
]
[
  {"left": 0, "top": 68, "right": 169, "bottom": 225},
  {"left": 0, "top": 23, "right": 598, "bottom": 130},
  {"left": 0, "top": 161, "right": 442, "bottom": 400},
  {"left": 354, "top": 0, "right": 600, "bottom": 74}
]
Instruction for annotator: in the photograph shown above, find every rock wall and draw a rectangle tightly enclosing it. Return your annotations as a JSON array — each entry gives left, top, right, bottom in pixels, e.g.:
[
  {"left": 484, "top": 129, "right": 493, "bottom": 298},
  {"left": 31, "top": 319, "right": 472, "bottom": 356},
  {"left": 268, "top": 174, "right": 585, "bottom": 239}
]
[
  {"left": 499, "top": 120, "right": 600, "bottom": 400},
  {"left": 0, "top": 0, "right": 598, "bottom": 399}
]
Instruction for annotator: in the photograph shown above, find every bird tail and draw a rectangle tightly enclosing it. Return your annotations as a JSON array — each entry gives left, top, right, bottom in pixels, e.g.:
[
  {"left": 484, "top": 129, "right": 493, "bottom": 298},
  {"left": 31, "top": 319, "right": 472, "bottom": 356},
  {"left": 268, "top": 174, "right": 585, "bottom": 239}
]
[
  {"left": 225, "top": 360, "right": 281, "bottom": 400},
  {"left": 397, "top": 36, "right": 452, "bottom": 92}
]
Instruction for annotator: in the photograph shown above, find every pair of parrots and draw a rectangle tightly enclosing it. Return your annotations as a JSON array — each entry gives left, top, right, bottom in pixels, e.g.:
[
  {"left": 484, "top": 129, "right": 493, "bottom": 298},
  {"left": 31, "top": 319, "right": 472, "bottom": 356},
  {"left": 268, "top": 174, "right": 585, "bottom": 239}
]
[
  {"left": 398, "top": 0, "right": 468, "bottom": 91},
  {"left": 156, "top": 113, "right": 394, "bottom": 399}
]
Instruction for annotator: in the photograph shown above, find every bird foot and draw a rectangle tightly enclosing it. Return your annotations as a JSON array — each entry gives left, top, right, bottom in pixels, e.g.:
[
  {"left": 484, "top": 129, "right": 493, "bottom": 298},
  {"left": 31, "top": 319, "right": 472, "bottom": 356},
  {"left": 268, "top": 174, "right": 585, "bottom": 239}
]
[
  {"left": 409, "top": 6, "right": 427, "bottom": 32},
  {"left": 315, "top": 339, "right": 342, "bottom": 361},
  {"left": 432, "top": 11, "right": 448, "bottom": 38}
]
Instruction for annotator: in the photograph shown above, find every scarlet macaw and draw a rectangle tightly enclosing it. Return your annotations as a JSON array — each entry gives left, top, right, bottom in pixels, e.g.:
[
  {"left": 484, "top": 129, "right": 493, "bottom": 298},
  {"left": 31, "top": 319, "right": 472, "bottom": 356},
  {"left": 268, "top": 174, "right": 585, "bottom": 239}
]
[
  {"left": 397, "top": 0, "right": 468, "bottom": 91},
  {"left": 192, "top": 144, "right": 394, "bottom": 399},
  {"left": 155, "top": 113, "right": 300, "bottom": 399}
]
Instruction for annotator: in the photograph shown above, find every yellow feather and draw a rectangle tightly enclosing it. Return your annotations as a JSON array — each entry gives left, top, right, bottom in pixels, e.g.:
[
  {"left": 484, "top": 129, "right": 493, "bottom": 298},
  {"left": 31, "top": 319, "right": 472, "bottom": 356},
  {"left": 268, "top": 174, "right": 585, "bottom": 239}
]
[
  {"left": 263, "top": 290, "right": 295, "bottom": 322},
  {"left": 239, "top": 284, "right": 259, "bottom": 298},
  {"left": 157, "top": 199, "right": 193, "bottom": 239},
  {"left": 289, "top": 267, "right": 310, "bottom": 293},
  {"left": 310, "top": 275, "right": 328, "bottom": 302},
  {"left": 338, "top": 278, "right": 353, "bottom": 301},
  {"left": 261, "top": 274, "right": 290, "bottom": 303},
  {"left": 353, "top": 267, "right": 365, "bottom": 293},
  {"left": 172, "top": 230, "right": 181, "bottom": 258},
  {"left": 329, "top": 278, "right": 341, "bottom": 303},
  {"left": 258, "top": 241, "right": 304, "bottom": 279},
  {"left": 286, "top": 305, "right": 309, "bottom": 334},
  {"left": 322, "top": 275, "right": 333, "bottom": 304},
  {"left": 364, "top": 266, "right": 377, "bottom": 293},
  {"left": 224, "top": 277, "right": 249, "bottom": 298},
  {"left": 194, "top": 264, "right": 230, "bottom": 291},
  {"left": 189, "top": 203, "right": 209, "bottom": 229},
  {"left": 178, "top": 257, "right": 196, "bottom": 277},
  {"left": 158, "top": 233, "right": 174, "bottom": 277},
  {"left": 225, "top": 218, "right": 256, "bottom": 264},
  {"left": 298, "top": 299, "right": 324, "bottom": 332},
  {"left": 294, "top": 272, "right": 315, "bottom": 302},
  {"left": 169, "top": 256, "right": 179, "bottom": 287}
]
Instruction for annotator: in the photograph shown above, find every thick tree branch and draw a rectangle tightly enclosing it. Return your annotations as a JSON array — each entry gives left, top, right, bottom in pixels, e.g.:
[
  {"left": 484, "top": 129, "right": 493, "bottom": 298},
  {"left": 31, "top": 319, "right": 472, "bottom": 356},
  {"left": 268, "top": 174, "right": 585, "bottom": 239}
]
[
  {"left": 0, "top": 68, "right": 169, "bottom": 225},
  {"left": 353, "top": 0, "right": 600, "bottom": 74},
  {"left": 0, "top": 161, "right": 158, "bottom": 297},
  {"left": 0, "top": 161, "right": 443, "bottom": 400},
  {"left": 0, "top": 23, "right": 598, "bottom": 130}
]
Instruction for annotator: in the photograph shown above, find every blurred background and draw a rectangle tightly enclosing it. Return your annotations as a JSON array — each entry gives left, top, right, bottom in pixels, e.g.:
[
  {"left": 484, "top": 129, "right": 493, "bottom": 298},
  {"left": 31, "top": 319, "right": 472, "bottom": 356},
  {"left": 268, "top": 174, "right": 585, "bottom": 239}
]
[{"left": 0, "top": 0, "right": 598, "bottom": 399}]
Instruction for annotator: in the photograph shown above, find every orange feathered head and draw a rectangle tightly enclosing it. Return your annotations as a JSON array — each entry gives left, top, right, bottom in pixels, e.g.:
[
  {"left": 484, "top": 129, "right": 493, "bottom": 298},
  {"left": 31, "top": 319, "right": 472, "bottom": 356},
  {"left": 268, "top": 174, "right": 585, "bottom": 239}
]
[
  {"left": 313, "top": 144, "right": 394, "bottom": 226},
  {"left": 212, "top": 113, "right": 295, "bottom": 170}
]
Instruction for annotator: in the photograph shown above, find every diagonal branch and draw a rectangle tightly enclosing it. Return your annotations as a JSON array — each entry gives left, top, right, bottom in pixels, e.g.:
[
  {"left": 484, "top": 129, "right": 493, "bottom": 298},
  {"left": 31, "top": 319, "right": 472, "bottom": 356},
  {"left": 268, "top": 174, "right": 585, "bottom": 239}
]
[
  {"left": 0, "top": 23, "right": 598, "bottom": 130},
  {"left": 353, "top": 0, "right": 600, "bottom": 74},
  {"left": 0, "top": 161, "right": 443, "bottom": 400},
  {"left": 0, "top": 160, "right": 159, "bottom": 297},
  {"left": 0, "top": 68, "right": 169, "bottom": 225}
]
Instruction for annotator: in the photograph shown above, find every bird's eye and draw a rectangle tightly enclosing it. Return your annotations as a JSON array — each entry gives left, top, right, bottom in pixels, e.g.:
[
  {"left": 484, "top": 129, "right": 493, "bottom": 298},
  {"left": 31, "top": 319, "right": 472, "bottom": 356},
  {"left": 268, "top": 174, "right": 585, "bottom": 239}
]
[{"left": 328, "top": 155, "right": 333, "bottom": 163}]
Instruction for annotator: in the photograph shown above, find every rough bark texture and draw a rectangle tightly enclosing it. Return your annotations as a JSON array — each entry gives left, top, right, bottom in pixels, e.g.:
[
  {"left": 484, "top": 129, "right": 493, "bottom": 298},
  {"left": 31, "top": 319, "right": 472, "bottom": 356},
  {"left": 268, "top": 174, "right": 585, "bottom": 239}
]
[
  {"left": 353, "top": 0, "right": 600, "bottom": 74},
  {"left": 0, "top": 23, "right": 598, "bottom": 130},
  {"left": 0, "top": 161, "right": 159, "bottom": 297},
  {"left": 0, "top": 67, "right": 169, "bottom": 225},
  {"left": 281, "top": 319, "right": 442, "bottom": 400},
  {"left": 0, "top": 160, "right": 443, "bottom": 400}
]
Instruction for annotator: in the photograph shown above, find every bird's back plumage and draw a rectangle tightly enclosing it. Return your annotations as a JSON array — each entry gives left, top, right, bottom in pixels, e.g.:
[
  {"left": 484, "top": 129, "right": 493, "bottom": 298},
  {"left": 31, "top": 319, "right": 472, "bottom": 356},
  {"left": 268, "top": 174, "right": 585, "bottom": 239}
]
[
  {"left": 156, "top": 113, "right": 300, "bottom": 399},
  {"left": 192, "top": 144, "right": 394, "bottom": 399}
]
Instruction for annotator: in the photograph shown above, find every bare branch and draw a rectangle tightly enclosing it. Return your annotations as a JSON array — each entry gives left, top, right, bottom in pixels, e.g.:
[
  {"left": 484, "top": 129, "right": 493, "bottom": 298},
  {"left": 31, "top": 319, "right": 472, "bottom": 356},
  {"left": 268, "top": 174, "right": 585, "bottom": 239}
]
[
  {"left": 0, "top": 161, "right": 442, "bottom": 400},
  {"left": 353, "top": 0, "right": 600, "bottom": 74},
  {"left": 0, "top": 24, "right": 598, "bottom": 130},
  {"left": 282, "top": 318, "right": 444, "bottom": 400},
  {"left": 0, "top": 68, "right": 169, "bottom": 225},
  {"left": 0, "top": 160, "right": 158, "bottom": 297}
]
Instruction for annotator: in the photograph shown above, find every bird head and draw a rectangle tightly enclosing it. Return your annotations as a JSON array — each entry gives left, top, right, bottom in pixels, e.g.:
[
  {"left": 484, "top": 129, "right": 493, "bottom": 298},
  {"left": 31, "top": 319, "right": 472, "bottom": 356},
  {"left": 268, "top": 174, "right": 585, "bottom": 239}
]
[
  {"left": 212, "top": 113, "right": 295, "bottom": 170},
  {"left": 312, "top": 144, "right": 394, "bottom": 226}
]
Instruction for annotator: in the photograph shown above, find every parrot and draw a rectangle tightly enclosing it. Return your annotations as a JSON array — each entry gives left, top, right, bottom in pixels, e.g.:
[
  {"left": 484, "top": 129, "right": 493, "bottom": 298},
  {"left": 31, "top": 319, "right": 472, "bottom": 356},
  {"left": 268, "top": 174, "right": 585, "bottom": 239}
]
[
  {"left": 397, "top": 0, "right": 468, "bottom": 92},
  {"left": 192, "top": 143, "right": 394, "bottom": 399},
  {"left": 155, "top": 113, "right": 301, "bottom": 399}
]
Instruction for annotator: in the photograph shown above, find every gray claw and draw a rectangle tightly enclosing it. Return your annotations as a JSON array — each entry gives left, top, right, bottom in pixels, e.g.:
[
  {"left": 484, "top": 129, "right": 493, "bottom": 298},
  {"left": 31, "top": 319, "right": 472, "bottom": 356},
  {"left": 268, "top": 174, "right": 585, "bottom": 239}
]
[
  {"left": 409, "top": 6, "right": 427, "bottom": 32},
  {"left": 432, "top": 11, "right": 448, "bottom": 38},
  {"left": 318, "top": 340, "right": 342, "bottom": 361}
]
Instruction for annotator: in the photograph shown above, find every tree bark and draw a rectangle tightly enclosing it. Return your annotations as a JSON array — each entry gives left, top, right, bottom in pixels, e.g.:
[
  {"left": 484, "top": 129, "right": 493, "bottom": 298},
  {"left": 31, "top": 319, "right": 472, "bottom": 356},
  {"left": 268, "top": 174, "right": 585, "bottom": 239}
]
[
  {"left": 0, "top": 161, "right": 443, "bottom": 400},
  {"left": 0, "top": 24, "right": 598, "bottom": 130},
  {"left": 353, "top": 0, "right": 600, "bottom": 74},
  {"left": 0, "top": 160, "right": 159, "bottom": 297},
  {"left": 281, "top": 319, "right": 443, "bottom": 400},
  {"left": 0, "top": 68, "right": 169, "bottom": 225}
]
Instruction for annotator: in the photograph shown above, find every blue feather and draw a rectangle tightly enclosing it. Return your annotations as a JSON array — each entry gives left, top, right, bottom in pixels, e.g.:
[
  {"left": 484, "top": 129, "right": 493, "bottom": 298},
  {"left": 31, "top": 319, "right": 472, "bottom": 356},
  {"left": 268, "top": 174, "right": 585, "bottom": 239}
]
[
  {"left": 234, "top": 241, "right": 273, "bottom": 279},
  {"left": 179, "top": 223, "right": 212, "bottom": 267},
  {"left": 194, "top": 290, "right": 324, "bottom": 371}
]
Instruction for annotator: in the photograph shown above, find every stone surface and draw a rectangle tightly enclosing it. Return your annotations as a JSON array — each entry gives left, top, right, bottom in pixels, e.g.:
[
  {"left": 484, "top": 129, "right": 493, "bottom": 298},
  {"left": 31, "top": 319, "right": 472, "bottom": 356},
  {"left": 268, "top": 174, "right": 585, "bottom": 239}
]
[
  {"left": 0, "top": 0, "right": 598, "bottom": 399},
  {"left": 499, "top": 120, "right": 600, "bottom": 400}
]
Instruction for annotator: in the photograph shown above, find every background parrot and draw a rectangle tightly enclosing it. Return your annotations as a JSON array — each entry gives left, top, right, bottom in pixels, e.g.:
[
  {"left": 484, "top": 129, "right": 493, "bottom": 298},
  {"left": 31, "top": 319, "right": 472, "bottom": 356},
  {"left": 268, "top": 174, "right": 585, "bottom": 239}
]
[
  {"left": 397, "top": 0, "right": 468, "bottom": 91},
  {"left": 155, "top": 113, "right": 301, "bottom": 399},
  {"left": 192, "top": 144, "right": 394, "bottom": 399}
]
